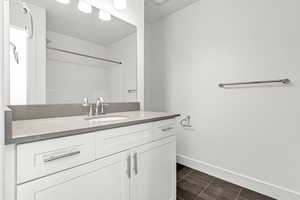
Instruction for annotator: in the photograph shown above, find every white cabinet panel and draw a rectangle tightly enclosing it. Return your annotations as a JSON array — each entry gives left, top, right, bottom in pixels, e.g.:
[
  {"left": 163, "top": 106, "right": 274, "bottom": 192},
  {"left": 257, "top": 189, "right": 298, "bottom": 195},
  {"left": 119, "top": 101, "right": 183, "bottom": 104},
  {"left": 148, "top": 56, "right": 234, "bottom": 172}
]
[
  {"left": 17, "top": 151, "right": 130, "bottom": 200},
  {"left": 17, "top": 133, "right": 95, "bottom": 184},
  {"left": 131, "top": 136, "right": 176, "bottom": 200},
  {"left": 95, "top": 123, "right": 153, "bottom": 159},
  {"left": 153, "top": 119, "right": 176, "bottom": 141}
]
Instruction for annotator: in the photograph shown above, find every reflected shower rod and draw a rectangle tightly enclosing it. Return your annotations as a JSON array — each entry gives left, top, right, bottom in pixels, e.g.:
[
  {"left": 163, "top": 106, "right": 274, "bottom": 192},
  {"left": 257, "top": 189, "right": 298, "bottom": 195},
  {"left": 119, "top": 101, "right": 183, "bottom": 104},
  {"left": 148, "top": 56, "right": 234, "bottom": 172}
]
[
  {"left": 219, "top": 78, "right": 290, "bottom": 88},
  {"left": 47, "top": 46, "right": 122, "bottom": 65}
]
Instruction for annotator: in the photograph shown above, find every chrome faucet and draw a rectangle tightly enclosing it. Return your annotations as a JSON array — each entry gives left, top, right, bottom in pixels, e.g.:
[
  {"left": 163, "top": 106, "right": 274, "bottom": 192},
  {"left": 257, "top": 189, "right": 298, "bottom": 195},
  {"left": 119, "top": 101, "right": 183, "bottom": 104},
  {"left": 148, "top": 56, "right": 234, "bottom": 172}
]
[
  {"left": 96, "top": 97, "right": 109, "bottom": 115},
  {"left": 82, "top": 97, "right": 94, "bottom": 117},
  {"left": 82, "top": 97, "right": 109, "bottom": 116}
]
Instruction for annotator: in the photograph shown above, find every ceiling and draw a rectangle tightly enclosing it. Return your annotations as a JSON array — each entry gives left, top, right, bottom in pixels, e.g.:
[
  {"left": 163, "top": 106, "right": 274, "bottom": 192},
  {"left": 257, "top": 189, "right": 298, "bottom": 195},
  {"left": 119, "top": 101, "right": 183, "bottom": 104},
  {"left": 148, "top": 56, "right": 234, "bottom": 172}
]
[
  {"left": 22, "top": 0, "right": 136, "bottom": 46},
  {"left": 145, "top": 0, "right": 200, "bottom": 23}
]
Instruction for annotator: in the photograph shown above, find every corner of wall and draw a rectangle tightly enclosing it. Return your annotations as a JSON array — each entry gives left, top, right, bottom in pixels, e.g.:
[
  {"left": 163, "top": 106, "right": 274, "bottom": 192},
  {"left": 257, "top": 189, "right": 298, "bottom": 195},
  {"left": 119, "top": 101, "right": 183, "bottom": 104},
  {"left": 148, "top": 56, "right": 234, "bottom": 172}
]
[{"left": 0, "top": 0, "right": 5, "bottom": 199}]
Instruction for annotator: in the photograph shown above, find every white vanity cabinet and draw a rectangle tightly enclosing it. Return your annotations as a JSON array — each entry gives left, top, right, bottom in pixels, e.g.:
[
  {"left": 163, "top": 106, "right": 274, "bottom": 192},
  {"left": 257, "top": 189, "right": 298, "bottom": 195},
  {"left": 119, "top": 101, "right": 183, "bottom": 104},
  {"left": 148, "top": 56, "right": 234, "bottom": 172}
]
[
  {"left": 17, "top": 151, "right": 130, "bottom": 200},
  {"left": 13, "top": 119, "right": 177, "bottom": 200},
  {"left": 131, "top": 137, "right": 176, "bottom": 200}
]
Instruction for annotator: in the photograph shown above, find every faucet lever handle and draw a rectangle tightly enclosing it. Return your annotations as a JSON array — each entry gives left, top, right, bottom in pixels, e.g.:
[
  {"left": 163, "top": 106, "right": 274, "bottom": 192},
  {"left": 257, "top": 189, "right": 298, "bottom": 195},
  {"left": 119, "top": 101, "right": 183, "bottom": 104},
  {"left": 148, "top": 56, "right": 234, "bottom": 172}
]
[
  {"left": 82, "top": 98, "right": 89, "bottom": 107},
  {"left": 99, "top": 97, "right": 104, "bottom": 101}
]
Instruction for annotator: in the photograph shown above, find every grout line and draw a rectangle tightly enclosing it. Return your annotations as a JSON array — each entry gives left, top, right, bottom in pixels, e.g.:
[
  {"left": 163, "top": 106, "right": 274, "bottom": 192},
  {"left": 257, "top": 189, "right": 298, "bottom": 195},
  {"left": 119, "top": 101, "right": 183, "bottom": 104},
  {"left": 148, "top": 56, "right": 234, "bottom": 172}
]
[
  {"left": 235, "top": 188, "right": 243, "bottom": 200},
  {"left": 177, "top": 168, "right": 193, "bottom": 182},
  {"left": 177, "top": 196, "right": 184, "bottom": 200},
  {"left": 193, "top": 178, "right": 215, "bottom": 200}
]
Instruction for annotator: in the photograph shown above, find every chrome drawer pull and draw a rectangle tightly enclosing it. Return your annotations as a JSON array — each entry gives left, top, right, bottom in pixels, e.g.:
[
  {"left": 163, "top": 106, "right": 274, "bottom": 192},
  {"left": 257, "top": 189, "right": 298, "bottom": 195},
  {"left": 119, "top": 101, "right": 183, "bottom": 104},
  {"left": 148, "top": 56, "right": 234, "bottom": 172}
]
[
  {"left": 44, "top": 151, "right": 81, "bottom": 163},
  {"left": 127, "top": 155, "right": 131, "bottom": 178},
  {"left": 133, "top": 153, "right": 138, "bottom": 175},
  {"left": 161, "top": 127, "right": 174, "bottom": 132}
]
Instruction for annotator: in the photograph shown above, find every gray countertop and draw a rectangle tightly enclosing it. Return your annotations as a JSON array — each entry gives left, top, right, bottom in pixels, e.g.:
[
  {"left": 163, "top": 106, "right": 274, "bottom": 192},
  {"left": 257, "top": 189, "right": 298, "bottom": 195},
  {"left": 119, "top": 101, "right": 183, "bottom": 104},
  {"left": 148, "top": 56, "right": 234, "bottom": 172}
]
[{"left": 8, "top": 111, "right": 180, "bottom": 144}]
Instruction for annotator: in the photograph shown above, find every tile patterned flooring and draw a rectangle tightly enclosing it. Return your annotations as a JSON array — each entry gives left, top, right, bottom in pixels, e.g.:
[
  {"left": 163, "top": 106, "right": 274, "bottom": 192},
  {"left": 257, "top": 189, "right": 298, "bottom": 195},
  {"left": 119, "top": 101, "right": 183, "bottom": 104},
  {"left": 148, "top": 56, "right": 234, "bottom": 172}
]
[{"left": 177, "top": 164, "right": 276, "bottom": 200}]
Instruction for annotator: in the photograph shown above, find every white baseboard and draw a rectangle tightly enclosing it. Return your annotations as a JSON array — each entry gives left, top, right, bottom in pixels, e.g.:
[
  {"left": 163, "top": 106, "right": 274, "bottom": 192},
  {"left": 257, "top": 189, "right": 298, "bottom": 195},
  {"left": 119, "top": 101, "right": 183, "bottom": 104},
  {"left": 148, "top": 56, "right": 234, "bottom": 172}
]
[{"left": 177, "top": 154, "right": 300, "bottom": 200}]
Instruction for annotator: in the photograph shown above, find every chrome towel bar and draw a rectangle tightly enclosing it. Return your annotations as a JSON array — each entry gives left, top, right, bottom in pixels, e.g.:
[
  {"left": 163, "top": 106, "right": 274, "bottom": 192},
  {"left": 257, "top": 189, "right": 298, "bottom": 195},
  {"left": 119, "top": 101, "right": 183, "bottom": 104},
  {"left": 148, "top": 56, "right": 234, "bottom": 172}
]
[
  {"left": 47, "top": 47, "right": 122, "bottom": 65},
  {"left": 219, "top": 78, "right": 290, "bottom": 88}
]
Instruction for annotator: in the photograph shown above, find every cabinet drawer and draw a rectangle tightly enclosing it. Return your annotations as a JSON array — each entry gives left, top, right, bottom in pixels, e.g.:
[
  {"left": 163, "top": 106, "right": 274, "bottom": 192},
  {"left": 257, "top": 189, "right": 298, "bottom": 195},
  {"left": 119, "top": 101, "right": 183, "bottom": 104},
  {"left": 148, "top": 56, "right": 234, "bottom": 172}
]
[
  {"left": 95, "top": 123, "right": 153, "bottom": 159},
  {"left": 17, "top": 151, "right": 129, "bottom": 200},
  {"left": 153, "top": 119, "right": 176, "bottom": 141},
  {"left": 17, "top": 134, "right": 95, "bottom": 184}
]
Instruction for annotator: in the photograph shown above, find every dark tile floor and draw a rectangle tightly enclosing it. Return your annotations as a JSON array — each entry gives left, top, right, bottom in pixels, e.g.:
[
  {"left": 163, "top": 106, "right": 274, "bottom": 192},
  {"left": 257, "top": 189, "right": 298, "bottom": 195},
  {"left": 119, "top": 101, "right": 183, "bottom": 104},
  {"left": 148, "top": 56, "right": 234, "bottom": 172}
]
[{"left": 177, "top": 164, "right": 276, "bottom": 200}]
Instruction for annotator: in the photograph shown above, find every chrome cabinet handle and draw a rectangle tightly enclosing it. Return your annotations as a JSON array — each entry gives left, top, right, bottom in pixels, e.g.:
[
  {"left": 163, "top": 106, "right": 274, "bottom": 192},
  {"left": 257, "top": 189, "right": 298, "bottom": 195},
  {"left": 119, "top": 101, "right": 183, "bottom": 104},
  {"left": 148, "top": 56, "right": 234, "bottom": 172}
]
[
  {"left": 133, "top": 153, "right": 138, "bottom": 175},
  {"left": 43, "top": 151, "right": 81, "bottom": 163},
  {"left": 128, "top": 89, "right": 137, "bottom": 93},
  {"left": 127, "top": 155, "right": 131, "bottom": 178},
  {"left": 161, "top": 127, "right": 174, "bottom": 132}
]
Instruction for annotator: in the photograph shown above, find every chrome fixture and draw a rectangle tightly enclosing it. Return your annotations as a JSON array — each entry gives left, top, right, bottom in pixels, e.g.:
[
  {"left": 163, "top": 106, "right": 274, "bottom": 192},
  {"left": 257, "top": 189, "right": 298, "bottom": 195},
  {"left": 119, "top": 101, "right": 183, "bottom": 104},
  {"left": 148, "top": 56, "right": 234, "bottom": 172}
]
[
  {"left": 82, "top": 97, "right": 94, "bottom": 117},
  {"left": 44, "top": 150, "right": 81, "bottom": 163},
  {"left": 82, "top": 97, "right": 89, "bottom": 106},
  {"left": 46, "top": 47, "right": 122, "bottom": 64},
  {"left": 219, "top": 78, "right": 291, "bottom": 88},
  {"left": 133, "top": 153, "right": 138, "bottom": 175},
  {"left": 162, "top": 127, "right": 174, "bottom": 132},
  {"left": 95, "top": 97, "right": 101, "bottom": 115},
  {"left": 82, "top": 97, "right": 109, "bottom": 117},
  {"left": 128, "top": 89, "right": 137, "bottom": 93},
  {"left": 180, "top": 115, "right": 192, "bottom": 128},
  {"left": 9, "top": 42, "right": 19, "bottom": 64},
  {"left": 96, "top": 97, "right": 109, "bottom": 115},
  {"left": 127, "top": 155, "right": 131, "bottom": 178}
]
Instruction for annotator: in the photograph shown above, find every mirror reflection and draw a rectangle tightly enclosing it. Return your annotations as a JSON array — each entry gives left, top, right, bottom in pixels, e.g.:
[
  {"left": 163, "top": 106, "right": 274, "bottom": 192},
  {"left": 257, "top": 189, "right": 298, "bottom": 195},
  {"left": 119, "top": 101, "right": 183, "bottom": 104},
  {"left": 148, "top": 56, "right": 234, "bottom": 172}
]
[{"left": 9, "top": 0, "right": 137, "bottom": 105}]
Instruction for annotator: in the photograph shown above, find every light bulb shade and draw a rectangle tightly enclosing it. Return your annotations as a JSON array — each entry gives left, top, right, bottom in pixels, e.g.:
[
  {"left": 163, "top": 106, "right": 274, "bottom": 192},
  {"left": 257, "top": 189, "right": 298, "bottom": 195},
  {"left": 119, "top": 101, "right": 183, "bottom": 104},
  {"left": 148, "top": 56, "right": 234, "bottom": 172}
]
[
  {"left": 78, "top": 0, "right": 92, "bottom": 13},
  {"left": 113, "top": 0, "right": 127, "bottom": 10},
  {"left": 56, "top": 0, "right": 70, "bottom": 4},
  {"left": 99, "top": 10, "right": 111, "bottom": 21}
]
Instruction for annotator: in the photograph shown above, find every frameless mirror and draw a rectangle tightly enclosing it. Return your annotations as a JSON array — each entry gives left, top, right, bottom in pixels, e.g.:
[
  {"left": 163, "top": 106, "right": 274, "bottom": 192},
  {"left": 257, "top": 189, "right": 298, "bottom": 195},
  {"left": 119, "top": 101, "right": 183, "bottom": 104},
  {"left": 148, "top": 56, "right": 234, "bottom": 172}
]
[{"left": 8, "top": 0, "right": 137, "bottom": 105}]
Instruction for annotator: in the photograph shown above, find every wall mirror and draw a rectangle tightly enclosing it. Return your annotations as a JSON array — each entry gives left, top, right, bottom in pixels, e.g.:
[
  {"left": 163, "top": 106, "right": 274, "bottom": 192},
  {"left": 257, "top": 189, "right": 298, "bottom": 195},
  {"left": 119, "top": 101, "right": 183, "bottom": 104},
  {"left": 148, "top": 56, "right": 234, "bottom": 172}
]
[{"left": 8, "top": 0, "right": 137, "bottom": 105}]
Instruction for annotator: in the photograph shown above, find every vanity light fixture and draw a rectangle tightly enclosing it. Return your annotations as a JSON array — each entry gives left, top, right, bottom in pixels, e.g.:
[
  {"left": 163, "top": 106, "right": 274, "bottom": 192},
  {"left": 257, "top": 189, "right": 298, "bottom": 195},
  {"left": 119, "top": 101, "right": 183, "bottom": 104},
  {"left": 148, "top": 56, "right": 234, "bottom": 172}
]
[
  {"left": 56, "top": 0, "right": 70, "bottom": 4},
  {"left": 77, "top": 0, "right": 92, "bottom": 13},
  {"left": 99, "top": 10, "right": 112, "bottom": 21},
  {"left": 113, "top": 0, "right": 127, "bottom": 10}
]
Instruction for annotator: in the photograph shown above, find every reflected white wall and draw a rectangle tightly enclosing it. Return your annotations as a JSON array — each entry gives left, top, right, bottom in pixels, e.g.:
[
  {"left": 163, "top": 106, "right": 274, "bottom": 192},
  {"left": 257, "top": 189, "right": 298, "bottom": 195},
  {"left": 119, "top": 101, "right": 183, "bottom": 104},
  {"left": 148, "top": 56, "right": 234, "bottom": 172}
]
[{"left": 9, "top": 27, "right": 27, "bottom": 105}]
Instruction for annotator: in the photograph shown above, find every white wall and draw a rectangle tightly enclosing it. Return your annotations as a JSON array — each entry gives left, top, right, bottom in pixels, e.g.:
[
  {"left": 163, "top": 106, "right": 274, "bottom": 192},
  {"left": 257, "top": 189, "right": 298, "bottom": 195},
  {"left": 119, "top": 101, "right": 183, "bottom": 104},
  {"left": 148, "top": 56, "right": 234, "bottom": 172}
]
[
  {"left": 46, "top": 31, "right": 110, "bottom": 104},
  {"left": 46, "top": 31, "right": 137, "bottom": 104},
  {"left": 107, "top": 33, "right": 137, "bottom": 102},
  {"left": 144, "top": 23, "right": 151, "bottom": 110},
  {"left": 0, "top": 0, "right": 4, "bottom": 199},
  {"left": 87, "top": 0, "right": 144, "bottom": 108},
  {"left": 147, "top": 0, "right": 300, "bottom": 199}
]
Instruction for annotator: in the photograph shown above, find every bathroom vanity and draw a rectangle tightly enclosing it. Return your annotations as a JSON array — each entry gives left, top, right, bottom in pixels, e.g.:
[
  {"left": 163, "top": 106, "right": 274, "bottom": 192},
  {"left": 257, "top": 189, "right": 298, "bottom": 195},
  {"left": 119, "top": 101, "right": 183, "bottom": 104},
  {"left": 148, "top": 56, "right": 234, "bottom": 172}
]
[
  {"left": 3, "top": 0, "right": 180, "bottom": 199},
  {"left": 5, "top": 111, "right": 179, "bottom": 200}
]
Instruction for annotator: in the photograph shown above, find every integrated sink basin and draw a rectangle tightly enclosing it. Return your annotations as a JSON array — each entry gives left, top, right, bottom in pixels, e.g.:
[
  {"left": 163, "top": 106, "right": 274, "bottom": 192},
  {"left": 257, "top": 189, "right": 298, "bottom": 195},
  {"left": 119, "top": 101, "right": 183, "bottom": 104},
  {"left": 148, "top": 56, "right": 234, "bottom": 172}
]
[{"left": 85, "top": 115, "right": 128, "bottom": 122}]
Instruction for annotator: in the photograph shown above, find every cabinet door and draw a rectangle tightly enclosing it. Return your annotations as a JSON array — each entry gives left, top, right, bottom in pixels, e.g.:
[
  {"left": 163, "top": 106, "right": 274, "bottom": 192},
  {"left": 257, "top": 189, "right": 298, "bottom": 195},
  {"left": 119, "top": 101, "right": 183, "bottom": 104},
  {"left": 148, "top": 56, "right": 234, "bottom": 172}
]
[
  {"left": 18, "top": 151, "right": 130, "bottom": 200},
  {"left": 131, "top": 136, "right": 176, "bottom": 200}
]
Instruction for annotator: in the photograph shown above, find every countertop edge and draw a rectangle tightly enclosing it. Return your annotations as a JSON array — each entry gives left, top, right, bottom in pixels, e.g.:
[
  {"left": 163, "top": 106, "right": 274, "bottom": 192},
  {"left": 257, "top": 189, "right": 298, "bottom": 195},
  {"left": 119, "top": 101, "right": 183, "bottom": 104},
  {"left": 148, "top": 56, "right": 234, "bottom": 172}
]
[{"left": 6, "top": 114, "right": 180, "bottom": 145}]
